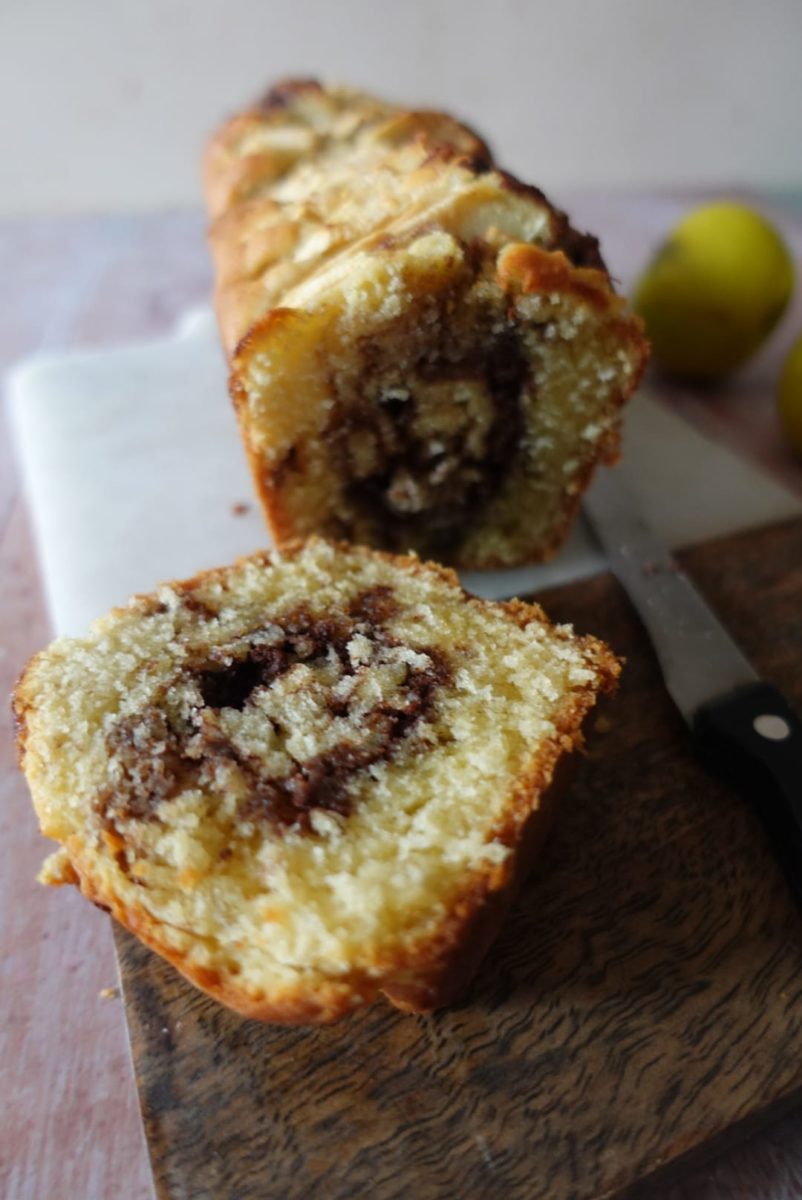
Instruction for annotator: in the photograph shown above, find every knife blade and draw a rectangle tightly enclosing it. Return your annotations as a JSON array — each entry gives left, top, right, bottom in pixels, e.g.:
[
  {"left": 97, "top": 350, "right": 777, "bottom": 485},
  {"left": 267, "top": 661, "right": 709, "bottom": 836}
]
[{"left": 583, "top": 466, "right": 802, "bottom": 906}]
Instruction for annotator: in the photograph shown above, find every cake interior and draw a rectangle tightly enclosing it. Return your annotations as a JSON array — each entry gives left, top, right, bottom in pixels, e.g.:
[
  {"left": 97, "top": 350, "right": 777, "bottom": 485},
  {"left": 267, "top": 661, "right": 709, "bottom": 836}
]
[
  {"left": 23, "top": 542, "right": 608, "bottom": 1001},
  {"left": 237, "top": 231, "right": 639, "bottom": 567}
]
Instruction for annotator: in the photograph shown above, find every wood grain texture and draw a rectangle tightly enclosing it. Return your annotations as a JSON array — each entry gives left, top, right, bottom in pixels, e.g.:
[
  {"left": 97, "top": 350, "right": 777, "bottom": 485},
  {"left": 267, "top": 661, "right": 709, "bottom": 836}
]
[{"left": 118, "top": 517, "right": 802, "bottom": 1200}]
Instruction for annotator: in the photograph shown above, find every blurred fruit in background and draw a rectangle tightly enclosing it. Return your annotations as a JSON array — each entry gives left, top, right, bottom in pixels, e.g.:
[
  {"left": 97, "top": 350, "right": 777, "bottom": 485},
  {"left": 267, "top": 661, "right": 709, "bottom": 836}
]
[
  {"left": 779, "top": 333, "right": 802, "bottom": 459},
  {"left": 634, "top": 202, "right": 794, "bottom": 381}
]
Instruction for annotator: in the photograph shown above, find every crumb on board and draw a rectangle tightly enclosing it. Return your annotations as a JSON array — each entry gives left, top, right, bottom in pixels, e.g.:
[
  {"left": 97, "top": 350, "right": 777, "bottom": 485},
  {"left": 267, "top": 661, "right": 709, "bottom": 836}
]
[
  {"left": 232, "top": 501, "right": 251, "bottom": 516},
  {"left": 99, "top": 986, "right": 120, "bottom": 1000}
]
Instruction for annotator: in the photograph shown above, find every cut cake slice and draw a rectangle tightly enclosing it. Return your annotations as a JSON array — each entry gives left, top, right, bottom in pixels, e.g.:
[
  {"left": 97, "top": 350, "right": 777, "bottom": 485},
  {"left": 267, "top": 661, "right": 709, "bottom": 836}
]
[{"left": 15, "top": 539, "right": 619, "bottom": 1022}]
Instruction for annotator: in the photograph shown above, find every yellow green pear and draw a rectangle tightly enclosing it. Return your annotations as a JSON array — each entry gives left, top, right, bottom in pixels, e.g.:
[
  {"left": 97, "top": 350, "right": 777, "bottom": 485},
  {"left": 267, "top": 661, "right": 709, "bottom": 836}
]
[
  {"left": 778, "top": 333, "right": 802, "bottom": 458},
  {"left": 634, "top": 203, "right": 794, "bottom": 380}
]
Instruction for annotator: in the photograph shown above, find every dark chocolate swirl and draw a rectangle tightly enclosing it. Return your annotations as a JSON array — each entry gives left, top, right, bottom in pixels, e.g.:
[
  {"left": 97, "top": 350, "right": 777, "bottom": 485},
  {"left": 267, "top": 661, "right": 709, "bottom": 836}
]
[{"left": 97, "top": 588, "right": 451, "bottom": 839}]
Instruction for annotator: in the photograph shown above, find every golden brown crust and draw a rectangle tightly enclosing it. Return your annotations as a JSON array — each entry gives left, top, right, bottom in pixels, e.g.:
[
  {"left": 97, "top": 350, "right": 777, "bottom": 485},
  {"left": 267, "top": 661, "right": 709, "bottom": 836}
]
[
  {"left": 203, "top": 79, "right": 490, "bottom": 226},
  {"left": 203, "top": 78, "right": 622, "bottom": 362},
  {"left": 203, "top": 81, "right": 620, "bottom": 364},
  {"left": 498, "top": 243, "right": 617, "bottom": 309}
]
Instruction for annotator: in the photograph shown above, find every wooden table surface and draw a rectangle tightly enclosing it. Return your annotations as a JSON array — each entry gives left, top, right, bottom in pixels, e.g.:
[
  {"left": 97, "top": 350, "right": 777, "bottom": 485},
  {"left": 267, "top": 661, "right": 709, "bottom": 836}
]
[{"left": 2, "top": 194, "right": 802, "bottom": 1200}]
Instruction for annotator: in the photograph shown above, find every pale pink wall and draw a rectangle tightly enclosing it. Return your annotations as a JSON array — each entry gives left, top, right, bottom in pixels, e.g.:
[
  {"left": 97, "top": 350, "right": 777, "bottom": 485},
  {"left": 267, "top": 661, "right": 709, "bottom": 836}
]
[{"left": 1, "top": 0, "right": 800, "bottom": 214}]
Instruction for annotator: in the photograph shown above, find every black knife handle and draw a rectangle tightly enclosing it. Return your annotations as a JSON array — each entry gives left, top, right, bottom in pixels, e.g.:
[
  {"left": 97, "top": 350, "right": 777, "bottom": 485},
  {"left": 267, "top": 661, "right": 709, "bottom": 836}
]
[{"left": 694, "top": 682, "right": 802, "bottom": 909}]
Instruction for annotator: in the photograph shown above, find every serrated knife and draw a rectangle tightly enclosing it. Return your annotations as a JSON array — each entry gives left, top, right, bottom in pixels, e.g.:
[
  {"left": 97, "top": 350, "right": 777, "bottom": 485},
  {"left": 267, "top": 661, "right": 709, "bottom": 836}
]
[{"left": 583, "top": 467, "right": 802, "bottom": 906}]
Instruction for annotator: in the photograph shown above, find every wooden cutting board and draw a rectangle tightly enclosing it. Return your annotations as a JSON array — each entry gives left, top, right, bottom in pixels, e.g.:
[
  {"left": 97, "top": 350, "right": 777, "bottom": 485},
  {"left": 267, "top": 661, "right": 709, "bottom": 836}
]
[{"left": 116, "top": 518, "right": 802, "bottom": 1200}]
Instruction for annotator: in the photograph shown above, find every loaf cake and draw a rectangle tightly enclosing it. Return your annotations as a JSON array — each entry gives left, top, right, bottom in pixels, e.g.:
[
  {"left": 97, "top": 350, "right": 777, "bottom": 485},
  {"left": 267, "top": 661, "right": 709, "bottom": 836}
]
[
  {"left": 205, "top": 80, "right": 648, "bottom": 568},
  {"left": 15, "top": 539, "right": 619, "bottom": 1022}
]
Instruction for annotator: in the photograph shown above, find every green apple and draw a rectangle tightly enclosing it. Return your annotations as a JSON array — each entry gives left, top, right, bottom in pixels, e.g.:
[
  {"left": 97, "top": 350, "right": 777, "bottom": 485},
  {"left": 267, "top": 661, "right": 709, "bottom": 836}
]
[{"left": 634, "top": 202, "right": 794, "bottom": 380}]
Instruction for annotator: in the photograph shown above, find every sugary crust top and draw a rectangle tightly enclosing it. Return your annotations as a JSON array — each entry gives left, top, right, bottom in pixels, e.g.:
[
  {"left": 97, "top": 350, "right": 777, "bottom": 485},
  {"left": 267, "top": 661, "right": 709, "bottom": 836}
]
[{"left": 204, "top": 78, "right": 615, "bottom": 359}]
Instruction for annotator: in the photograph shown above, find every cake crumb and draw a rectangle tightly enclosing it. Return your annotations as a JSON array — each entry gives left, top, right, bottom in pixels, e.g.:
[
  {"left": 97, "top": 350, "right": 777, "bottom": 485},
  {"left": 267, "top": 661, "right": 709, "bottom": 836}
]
[
  {"left": 232, "top": 501, "right": 252, "bottom": 516},
  {"left": 99, "top": 986, "right": 119, "bottom": 1000}
]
